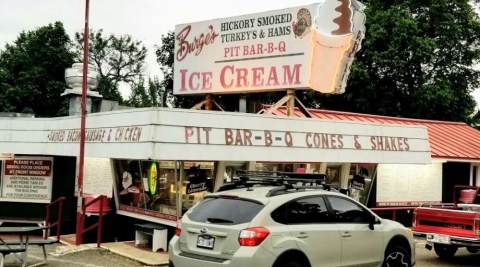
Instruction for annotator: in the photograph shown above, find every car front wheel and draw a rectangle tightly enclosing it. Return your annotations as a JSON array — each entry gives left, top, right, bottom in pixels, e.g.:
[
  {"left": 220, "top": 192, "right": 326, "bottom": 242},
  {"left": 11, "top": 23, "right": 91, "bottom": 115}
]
[{"left": 382, "top": 246, "right": 411, "bottom": 267}]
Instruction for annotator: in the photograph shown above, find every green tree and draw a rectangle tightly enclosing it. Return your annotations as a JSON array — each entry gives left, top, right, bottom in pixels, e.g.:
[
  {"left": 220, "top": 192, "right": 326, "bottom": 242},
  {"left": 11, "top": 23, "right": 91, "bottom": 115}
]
[
  {"left": 319, "top": 0, "right": 480, "bottom": 123},
  {"left": 126, "top": 76, "right": 165, "bottom": 108},
  {"left": 74, "top": 29, "right": 148, "bottom": 103},
  {"left": 155, "top": 31, "right": 203, "bottom": 109},
  {"left": 0, "top": 22, "right": 75, "bottom": 117}
]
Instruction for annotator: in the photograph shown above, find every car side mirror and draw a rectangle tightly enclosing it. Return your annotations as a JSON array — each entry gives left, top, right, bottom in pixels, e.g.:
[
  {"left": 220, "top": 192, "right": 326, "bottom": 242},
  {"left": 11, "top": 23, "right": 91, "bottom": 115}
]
[{"left": 369, "top": 214, "right": 379, "bottom": 230}]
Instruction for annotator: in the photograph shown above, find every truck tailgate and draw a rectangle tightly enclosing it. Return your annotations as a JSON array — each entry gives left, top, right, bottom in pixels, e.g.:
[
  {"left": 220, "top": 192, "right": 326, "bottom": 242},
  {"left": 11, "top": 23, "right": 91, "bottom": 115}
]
[{"left": 414, "top": 207, "right": 479, "bottom": 238}]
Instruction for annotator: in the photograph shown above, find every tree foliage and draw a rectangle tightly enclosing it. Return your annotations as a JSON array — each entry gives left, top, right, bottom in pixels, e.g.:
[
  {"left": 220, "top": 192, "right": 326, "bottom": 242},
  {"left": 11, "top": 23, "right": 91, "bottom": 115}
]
[
  {"left": 319, "top": 0, "right": 480, "bottom": 123},
  {"left": 126, "top": 76, "right": 166, "bottom": 108},
  {"left": 155, "top": 31, "right": 203, "bottom": 109},
  {"left": 74, "top": 29, "right": 147, "bottom": 102},
  {"left": 0, "top": 22, "right": 75, "bottom": 117}
]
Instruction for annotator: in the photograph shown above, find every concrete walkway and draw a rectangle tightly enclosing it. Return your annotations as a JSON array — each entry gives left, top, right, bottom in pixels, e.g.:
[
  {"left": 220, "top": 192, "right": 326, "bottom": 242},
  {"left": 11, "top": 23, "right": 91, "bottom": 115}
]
[
  {"left": 59, "top": 234, "right": 169, "bottom": 266},
  {"left": 101, "top": 241, "right": 169, "bottom": 266},
  {"left": 1, "top": 234, "right": 169, "bottom": 267}
]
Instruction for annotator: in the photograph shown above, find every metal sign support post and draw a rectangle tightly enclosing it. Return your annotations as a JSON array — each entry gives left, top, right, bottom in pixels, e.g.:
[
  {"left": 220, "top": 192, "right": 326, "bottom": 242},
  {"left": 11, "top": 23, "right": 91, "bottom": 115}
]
[
  {"left": 259, "top": 89, "right": 313, "bottom": 118},
  {"left": 286, "top": 89, "right": 295, "bottom": 116},
  {"left": 191, "top": 94, "right": 224, "bottom": 111}
]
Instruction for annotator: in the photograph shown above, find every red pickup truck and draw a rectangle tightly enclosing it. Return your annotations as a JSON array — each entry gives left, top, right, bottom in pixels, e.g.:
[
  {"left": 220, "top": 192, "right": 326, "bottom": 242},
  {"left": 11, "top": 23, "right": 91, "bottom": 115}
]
[{"left": 412, "top": 185, "right": 480, "bottom": 259}]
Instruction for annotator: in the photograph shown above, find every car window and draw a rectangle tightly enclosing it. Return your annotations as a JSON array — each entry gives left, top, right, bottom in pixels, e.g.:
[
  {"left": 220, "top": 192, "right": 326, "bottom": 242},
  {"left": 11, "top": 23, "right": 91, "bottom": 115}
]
[
  {"left": 272, "top": 196, "right": 332, "bottom": 224},
  {"left": 326, "top": 196, "right": 371, "bottom": 223},
  {"left": 187, "top": 197, "right": 264, "bottom": 225}
]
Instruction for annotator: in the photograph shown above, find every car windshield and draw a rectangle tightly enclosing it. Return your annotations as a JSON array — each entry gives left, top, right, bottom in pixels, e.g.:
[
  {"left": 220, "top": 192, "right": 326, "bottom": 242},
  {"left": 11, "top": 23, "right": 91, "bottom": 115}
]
[{"left": 187, "top": 197, "right": 264, "bottom": 225}]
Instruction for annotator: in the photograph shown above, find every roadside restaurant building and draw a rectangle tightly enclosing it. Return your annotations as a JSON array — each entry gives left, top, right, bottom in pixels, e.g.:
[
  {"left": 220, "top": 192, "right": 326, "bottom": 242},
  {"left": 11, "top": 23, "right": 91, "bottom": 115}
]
[
  {"left": 0, "top": 106, "right": 431, "bottom": 240},
  {"left": 2, "top": 104, "right": 480, "bottom": 240}
]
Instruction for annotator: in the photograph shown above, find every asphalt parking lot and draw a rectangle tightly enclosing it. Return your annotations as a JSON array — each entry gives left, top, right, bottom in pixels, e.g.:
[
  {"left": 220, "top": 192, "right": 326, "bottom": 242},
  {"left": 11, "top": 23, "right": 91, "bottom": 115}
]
[
  {"left": 1, "top": 243, "right": 162, "bottom": 267},
  {"left": 1, "top": 238, "right": 479, "bottom": 267}
]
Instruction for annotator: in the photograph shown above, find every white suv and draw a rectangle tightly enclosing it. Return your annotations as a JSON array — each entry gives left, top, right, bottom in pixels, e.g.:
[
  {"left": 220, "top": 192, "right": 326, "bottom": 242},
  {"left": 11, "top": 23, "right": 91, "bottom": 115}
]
[{"left": 169, "top": 173, "right": 415, "bottom": 267}]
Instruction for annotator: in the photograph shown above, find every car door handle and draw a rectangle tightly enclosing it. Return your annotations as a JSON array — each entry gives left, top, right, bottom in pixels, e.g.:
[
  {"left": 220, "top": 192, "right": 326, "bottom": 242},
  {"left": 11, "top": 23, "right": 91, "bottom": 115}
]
[
  {"left": 296, "top": 232, "right": 309, "bottom": 239},
  {"left": 341, "top": 232, "right": 352, "bottom": 238}
]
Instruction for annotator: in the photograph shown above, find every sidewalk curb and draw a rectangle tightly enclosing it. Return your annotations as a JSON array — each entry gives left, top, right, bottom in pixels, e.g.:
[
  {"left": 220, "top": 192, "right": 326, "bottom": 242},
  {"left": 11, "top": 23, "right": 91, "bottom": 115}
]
[{"left": 51, "top": 242, "right": 98, "bottom": 256}]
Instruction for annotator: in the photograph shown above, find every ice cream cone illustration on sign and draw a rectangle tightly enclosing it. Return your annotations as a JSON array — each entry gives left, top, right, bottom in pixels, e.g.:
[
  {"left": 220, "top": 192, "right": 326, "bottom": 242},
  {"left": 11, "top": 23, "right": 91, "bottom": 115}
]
[{"left": 306, "top": 0, "right": 366, "bottom": 94}]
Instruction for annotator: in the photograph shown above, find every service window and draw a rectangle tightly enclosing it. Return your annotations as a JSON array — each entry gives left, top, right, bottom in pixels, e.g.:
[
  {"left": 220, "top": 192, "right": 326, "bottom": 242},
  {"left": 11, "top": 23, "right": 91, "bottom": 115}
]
[{"left": 114, "top": 159, "right": 215, "bottom": 219}]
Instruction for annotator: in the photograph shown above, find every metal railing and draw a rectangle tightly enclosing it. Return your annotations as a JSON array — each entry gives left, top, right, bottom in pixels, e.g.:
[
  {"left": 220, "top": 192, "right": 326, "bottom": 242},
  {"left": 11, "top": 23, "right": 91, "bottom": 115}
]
[
  {"left": 44, "top": 196, "right": 66, "bottom": 239},
  {"left": 79, "top": 195, "right": 108, "bottom": 247}
]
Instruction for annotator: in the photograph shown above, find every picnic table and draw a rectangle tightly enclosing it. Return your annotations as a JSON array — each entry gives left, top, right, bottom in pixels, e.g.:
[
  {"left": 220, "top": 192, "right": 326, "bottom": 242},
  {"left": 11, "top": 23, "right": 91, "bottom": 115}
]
[{"left": 0, "top": 226, "right": 54, "bottom": 267}]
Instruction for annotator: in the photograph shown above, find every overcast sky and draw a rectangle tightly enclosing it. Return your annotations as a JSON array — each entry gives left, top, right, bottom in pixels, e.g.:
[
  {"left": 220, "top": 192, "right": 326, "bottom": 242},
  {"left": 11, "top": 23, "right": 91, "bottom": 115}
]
[
  {"left": 0, "top": 0, "right": 479, "bottom": 105},
  {"left": 0, "top": 0, "right": 319, "bottom": 79}
]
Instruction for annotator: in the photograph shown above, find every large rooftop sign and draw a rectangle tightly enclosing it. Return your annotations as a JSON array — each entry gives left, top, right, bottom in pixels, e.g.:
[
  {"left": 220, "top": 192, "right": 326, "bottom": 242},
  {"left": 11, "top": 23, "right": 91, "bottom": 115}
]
[{"left": 174, "top": 0, "right": 366, "bottom": 95}]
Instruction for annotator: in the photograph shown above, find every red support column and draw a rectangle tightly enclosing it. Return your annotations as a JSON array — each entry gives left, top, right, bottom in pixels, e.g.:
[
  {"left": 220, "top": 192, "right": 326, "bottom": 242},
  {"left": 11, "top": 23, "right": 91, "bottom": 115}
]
[{"left": 76, "top": 0, "right": 90, "bottom": 246}]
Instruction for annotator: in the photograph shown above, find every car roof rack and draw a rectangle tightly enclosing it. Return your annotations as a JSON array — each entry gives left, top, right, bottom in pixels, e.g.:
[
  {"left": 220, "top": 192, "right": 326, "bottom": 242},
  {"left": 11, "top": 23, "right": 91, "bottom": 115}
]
[
  {"left": 237, "top": 170, "right": 327, "bottom": 180},
  {"left": 217, "top": 170, "right": 334, "bottom": 195},
  {"left": 266, "top": 185, "right": 335, "bottom": 197}
]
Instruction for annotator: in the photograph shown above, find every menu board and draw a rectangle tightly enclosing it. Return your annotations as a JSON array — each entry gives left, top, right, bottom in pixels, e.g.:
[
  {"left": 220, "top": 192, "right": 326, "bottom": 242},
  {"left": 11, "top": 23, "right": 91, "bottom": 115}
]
[
  {"left": 82, "top": 157, "right": 113, "bottom": 197},
  {"left": 1, "top": 157, "right": 53, "bottom": 203},
  {"left": 376, "top": 162, "right": 442, "bottom": 206}
]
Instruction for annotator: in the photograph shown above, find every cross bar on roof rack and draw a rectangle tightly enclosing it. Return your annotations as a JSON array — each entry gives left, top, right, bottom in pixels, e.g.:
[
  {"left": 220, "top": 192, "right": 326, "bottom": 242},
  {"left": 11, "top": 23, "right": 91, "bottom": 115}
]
[
  {"left": 236, "top": 170, "right": 327, "bottom": 182},
  {"left": 265, "top": 184, "right": 336, "bottom": 197},
  {"left": 228, "top": 170, "right": 328, "bottom": 189}
]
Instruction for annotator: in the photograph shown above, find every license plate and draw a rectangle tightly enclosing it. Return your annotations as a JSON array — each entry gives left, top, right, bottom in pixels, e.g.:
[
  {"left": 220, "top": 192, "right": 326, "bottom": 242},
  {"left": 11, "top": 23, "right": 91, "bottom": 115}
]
[
  {"left": 427, "top": 234, "right": 451, "bottom": 244},
  {"left": 197, "top": 235, "right": 215, "bottom": 249}
]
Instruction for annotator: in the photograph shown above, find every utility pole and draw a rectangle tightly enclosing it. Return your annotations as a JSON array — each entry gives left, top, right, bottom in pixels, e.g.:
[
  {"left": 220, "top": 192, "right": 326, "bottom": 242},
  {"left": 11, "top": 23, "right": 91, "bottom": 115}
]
[{"left": 76, "top": 0, "right": 90, "bottom": 246}]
